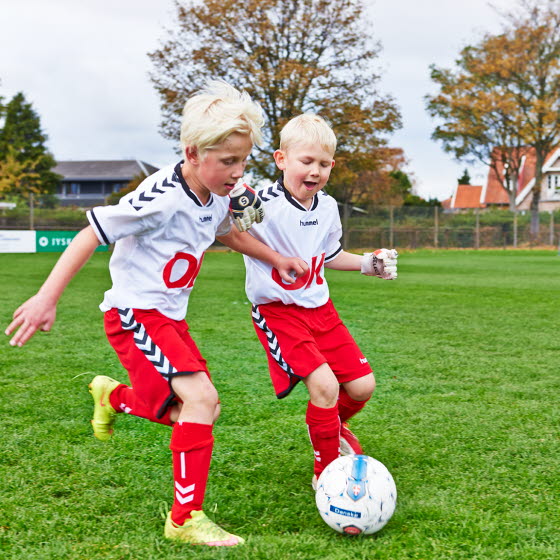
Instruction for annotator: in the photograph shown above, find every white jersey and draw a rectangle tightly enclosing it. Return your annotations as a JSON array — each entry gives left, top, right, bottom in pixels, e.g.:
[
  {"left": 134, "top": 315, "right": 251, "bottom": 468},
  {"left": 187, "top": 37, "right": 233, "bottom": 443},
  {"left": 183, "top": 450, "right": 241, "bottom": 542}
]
[
  {"left": 244, "top": 178, "right": 342, "bottom": 308},
  {"left": 87, "top": 162, "right": 232, "bottom": 320}
]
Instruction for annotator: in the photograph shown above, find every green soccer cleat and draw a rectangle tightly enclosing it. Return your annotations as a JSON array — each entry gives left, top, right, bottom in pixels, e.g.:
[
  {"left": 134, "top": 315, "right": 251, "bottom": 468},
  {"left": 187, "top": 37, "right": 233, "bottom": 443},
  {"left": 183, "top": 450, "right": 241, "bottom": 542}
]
[
  {"left": 164, "top": 510, "right": 245, "bottom": 546},
  {"left": 88, "top": 375, "right": 120, "bottom": 441}
]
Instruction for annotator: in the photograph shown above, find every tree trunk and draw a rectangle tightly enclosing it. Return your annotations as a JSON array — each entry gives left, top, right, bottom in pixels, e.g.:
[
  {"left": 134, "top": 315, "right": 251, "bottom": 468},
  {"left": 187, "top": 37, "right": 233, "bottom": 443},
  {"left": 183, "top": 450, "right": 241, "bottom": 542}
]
[{"left": 530, "top": 190, "right": 540, "bottom": 238}]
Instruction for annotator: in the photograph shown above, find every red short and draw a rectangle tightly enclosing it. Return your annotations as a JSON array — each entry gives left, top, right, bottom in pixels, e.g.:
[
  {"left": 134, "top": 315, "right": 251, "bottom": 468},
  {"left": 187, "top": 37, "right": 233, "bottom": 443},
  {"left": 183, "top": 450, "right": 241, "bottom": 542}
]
[
  {"left": 252, "top": 299, "right": 372, "bottom": 399},
  {"left": 104, "top": 308, "right": 210, "bottom": 419}
]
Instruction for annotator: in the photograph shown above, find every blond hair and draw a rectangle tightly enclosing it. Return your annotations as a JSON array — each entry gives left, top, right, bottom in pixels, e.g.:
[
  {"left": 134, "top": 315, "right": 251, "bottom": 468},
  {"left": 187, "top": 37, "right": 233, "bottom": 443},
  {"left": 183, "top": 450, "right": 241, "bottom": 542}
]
[
  {"left": 180, "top": 80, "right": 264, "bottom": 155},
  {"left": 279, "top": 113, "right": 337, "bottom": 154}
]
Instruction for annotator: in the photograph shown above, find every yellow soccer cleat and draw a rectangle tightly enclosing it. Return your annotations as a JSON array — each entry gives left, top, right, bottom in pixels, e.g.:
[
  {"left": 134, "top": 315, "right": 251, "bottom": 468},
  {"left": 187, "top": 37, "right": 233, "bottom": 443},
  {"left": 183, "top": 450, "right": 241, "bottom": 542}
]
[
  {"left": 312, "top": 474, "right": 318, "bottom": 491},
  {"left": 164, "top": 510, "right": 245, "bottom": 546},
  {"left": 88, "top": 375, "right": 120, "bottom": 441}
]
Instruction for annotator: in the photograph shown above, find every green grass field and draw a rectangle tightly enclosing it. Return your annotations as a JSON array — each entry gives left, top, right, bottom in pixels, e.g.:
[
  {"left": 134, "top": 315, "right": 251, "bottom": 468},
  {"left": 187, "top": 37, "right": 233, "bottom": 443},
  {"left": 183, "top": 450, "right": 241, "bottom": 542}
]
[{"left": 0, "top": 249, "right": 558, "bottom": 560}]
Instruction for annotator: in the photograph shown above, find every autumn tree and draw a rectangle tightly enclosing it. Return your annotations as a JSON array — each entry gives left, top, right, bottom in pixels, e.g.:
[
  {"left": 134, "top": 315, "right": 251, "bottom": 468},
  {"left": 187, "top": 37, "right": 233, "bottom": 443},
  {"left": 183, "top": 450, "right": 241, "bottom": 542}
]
[
  {"left": 427, "top": 0, "right": 560, "bottom": 232},
  {"left": 106, "top": 172, "right": 149, "bottom": 205},
  {"left": 149, "top": 0, "right": 401, "bottom": 202},
  {"left": 0, "top": 146, "right": 41, "bottom": 202},
  {"left": 0, "top": 92, "right": 60, "bottom": 202}
]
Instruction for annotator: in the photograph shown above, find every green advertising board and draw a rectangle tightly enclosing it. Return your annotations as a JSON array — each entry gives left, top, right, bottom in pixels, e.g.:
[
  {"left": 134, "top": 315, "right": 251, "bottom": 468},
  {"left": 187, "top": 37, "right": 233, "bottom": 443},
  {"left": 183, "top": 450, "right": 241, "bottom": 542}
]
[{"left": 36, "top": 231, "right": 108, "bottom": 252}]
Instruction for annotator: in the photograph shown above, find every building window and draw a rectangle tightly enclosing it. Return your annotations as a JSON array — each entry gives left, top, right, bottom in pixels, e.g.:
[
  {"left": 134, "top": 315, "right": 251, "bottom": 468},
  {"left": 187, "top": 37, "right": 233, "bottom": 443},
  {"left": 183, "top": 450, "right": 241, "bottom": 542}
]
[
  {"left": 548, "top": 174, "right": 560, "bottom": 193},
  {"left": 70, "top": 183, "right": 80, "bottom": 195}
]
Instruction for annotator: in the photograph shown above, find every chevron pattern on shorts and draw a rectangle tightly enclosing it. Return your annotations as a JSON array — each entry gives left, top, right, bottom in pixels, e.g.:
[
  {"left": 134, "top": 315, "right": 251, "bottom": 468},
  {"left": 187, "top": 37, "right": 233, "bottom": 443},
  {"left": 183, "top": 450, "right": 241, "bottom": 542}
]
[
  {"left": 129, "top": 176, "right": 177, "bottom": 211},
  {"left": 117, "top": 308, "right": 178, "bottom": 377},
  {"left": 251, "top": 305, "right": 294, "bottom": 375}
]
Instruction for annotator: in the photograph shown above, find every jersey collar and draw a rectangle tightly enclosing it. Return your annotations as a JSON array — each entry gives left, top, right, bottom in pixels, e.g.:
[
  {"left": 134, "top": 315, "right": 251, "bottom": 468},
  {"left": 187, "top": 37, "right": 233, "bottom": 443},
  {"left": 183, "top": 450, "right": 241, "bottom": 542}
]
[
  {"left": 174, "top": 162, "right": 214, "bottom": 207},
  {"left": 277, "top": 175, "right": 319, "bottom": 212}
]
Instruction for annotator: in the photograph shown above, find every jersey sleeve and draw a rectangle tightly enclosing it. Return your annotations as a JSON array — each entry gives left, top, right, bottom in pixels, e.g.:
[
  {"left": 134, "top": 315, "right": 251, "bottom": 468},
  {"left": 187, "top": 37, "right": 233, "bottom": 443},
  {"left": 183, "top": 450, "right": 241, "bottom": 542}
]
[
  {"left": 87, "top": 175, "right": 176, "bottom": 245},
  {"left": 324, "top": 201, "right": 343, "bottom": 262},
  {"left": 216, "top": 212, "right": 233, "bottom": 237}
]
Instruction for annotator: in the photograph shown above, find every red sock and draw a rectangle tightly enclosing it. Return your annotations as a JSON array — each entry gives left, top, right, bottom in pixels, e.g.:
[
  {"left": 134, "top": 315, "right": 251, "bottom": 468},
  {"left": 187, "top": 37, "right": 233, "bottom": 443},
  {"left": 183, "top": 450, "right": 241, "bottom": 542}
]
[
  {"left": 306, "top": 402, "right": 341, "bottom": 476},
  {"left": 109, "top": 384, "right": 173, "bottom": 426},
  {"left": 338, "top": 386, "right": 369, "bottom": 423},
  {"left": 169, "top": 422, "right": 214, "bottom": 525}
]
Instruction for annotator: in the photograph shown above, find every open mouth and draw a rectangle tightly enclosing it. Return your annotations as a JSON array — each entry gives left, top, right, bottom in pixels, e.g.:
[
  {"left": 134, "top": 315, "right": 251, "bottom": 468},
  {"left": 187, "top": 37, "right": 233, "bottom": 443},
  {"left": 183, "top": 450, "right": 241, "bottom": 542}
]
[{"left": 303, "top": 181, "right": 317, "bottom": 191}]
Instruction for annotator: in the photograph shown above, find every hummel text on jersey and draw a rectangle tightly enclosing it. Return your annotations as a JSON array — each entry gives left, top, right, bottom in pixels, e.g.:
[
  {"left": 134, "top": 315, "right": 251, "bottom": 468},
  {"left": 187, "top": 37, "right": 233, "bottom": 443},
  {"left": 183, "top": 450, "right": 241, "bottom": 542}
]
[
  {"left": 359, "top": 357, "right": 368, "bottom": 364},
  {"left": 300, "top": 219, "right": 318, "bottom": 227},
  {"left": 199, "top": 215, "right": 213, "bottom": 223}
]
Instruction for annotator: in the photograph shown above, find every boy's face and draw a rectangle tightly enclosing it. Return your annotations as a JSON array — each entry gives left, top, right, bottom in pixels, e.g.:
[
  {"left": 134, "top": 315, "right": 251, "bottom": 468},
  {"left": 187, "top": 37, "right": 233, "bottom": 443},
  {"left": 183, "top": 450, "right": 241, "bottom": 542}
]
[
  {"left": 274, "top": 142, "right": 334, "bottom": 208},
  {"left": 186, "top": 132, "right": 253, "bottom": 198}
]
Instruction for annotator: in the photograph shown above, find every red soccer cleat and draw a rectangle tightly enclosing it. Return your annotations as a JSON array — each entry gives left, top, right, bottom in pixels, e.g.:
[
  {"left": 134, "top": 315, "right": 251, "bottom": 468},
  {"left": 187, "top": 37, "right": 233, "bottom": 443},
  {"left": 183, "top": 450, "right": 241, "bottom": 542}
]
[{"left": 340, "top": 422, "right": 363, "bottom": 456}]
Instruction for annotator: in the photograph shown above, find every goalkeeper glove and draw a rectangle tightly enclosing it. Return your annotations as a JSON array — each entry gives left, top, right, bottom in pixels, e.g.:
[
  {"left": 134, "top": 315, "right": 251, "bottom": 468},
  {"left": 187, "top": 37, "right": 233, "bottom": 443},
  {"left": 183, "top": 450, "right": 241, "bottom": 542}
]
[
  {"left": 229, "top": 183, "right": 265, "bottom": 232},
  {"left": 361, "top": 249, "right": 398, "bottom": 280}
]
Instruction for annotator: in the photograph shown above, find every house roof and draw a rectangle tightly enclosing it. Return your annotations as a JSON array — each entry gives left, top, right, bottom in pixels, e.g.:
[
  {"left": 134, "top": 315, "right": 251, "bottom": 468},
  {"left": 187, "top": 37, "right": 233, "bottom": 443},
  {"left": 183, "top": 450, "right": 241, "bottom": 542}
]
[
  {"left": 482, "top": 147, "right": 560, "bottom": 206},
  {"left": 53, "top": 160, "right": 159, "bottom": 181},
  {"left": 482, "top": 147, "right": 534, "bottom": 206},
  {"left": 451, "top": 184, "right": 484, "bottom": 209}
]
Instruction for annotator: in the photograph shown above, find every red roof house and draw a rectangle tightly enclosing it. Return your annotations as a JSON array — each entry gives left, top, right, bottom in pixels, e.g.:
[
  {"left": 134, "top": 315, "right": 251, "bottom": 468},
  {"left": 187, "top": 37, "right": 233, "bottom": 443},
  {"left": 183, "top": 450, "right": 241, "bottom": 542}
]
[{"left": 445, "top": 147, "right": 560, "bottom": 212}]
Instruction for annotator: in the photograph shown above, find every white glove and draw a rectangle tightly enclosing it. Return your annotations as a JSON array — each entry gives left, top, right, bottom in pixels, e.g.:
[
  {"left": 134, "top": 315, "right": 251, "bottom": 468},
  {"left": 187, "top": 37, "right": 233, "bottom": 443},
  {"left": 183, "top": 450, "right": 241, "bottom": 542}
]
[
  {"left": 361, "top": 249, "right": 398, "bottom": 280},
  {"left": 229, "top": 183, "right": 265, "bottom": 232}
]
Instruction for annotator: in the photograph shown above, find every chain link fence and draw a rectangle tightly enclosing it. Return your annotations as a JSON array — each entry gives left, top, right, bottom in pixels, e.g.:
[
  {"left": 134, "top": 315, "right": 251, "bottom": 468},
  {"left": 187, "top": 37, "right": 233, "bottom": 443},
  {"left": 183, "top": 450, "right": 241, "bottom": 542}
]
[
  {"left": 1, "top": 201, "right": 559, "bottom": 250},
  {"left": 343, "top": 206, "right": 559, "bottom": 249}
]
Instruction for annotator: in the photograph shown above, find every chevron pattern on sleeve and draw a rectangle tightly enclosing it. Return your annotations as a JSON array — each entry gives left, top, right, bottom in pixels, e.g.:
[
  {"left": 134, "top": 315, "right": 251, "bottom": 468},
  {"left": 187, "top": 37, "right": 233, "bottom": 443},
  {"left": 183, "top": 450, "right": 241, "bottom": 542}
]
[
  {"left": 129, "top": 176, "right": 177, "bottom": 212},
  {"left": 258, "top": 182, "right": 283, "bottom": 202},
  {"left": 117, "top": 308, "right": 178, "bottom": 377},
  {"left": 251, "top": 305, "right": 294, "bottom": 375}
]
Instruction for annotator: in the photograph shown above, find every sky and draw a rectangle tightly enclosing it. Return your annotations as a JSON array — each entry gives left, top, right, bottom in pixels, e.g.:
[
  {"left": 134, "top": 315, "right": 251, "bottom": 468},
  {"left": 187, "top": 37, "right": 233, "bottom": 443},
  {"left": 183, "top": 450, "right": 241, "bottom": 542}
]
[{"left": 0, "top": 0, "right": 514, "bottom": 201}]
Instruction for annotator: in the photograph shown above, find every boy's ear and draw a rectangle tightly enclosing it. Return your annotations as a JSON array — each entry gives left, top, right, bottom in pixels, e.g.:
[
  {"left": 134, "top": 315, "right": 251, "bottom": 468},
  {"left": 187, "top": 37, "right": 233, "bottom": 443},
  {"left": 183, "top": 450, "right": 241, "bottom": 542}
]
[
  {"left": 273, "top": 149, "right": 286, "bottom": 170},
  {"left": 185, "top": 146, "right": 199, "bottom": 165},
  {"left": 331, "top": 159, "right": 335, "bottom": 168}
]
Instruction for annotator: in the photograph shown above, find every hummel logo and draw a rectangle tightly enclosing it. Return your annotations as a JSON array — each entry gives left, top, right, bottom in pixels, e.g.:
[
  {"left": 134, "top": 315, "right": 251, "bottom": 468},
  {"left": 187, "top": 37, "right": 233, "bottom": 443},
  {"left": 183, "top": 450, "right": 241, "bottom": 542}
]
[
  {"left": 359, "top": 357, "right": 368, "bottom": 364},
  {"left": 199, "top": 215, "right": 213, "bottom": 223},
  {"left": 300, "top": 219, "right": 318, "bottom": 226}
]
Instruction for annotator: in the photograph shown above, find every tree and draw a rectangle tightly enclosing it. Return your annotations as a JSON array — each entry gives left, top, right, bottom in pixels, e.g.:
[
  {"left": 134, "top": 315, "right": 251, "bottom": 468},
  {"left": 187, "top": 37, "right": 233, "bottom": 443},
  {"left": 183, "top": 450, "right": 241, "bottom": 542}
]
[
  {"left": 0, "top": 92, "right": 61, "bottom": 201},
  {"left": 0, "top": 146, "right": 41, "bottom": 202},
  {"left": 457, "top": 168, "right": 471, "bottom": 185},
  {"left": 106, "top": 172, "right": 148, "bottom": 205},
  {"left": 149, "top": 0, "right": 401, "bottom": 197},
  {"left": 427, "top": 0, "right": 560, "bottom": 232}
]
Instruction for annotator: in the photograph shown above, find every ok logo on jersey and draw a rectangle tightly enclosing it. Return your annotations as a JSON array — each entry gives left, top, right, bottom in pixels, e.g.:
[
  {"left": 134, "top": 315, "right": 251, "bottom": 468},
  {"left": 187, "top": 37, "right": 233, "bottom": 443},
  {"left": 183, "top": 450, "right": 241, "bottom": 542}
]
[
  {"left": 163, "top": 252, "right": 205, "bottom": 289},
  {"left": 271, "top": 253, "right": 325, "bottom": 291}
]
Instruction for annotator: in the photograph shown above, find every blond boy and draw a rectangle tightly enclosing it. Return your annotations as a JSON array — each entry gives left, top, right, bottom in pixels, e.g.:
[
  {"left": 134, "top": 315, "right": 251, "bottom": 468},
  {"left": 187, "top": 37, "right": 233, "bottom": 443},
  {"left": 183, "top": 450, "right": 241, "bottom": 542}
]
[
  {"left": 5, "top": 81, "right": 306, "bottom": 546},
  {"left": 243, "top": 114, "right": 398, "bottom": 487}
]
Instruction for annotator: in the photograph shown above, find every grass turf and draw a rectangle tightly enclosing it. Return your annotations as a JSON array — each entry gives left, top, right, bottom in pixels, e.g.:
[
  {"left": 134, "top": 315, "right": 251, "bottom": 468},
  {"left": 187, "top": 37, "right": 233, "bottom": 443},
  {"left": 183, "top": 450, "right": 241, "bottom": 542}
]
[{"left": 0, "top": 249, "right": 558, "bottom": 559}]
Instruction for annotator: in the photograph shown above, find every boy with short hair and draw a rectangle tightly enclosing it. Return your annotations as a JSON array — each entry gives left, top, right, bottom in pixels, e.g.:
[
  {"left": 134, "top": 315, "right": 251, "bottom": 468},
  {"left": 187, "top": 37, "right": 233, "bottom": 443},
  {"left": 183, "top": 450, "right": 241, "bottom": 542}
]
[
  {"left": 243, "top": 113, "right": 398, "bottom": 488},
  {"left": 5, "top": 81, "right": 306, "bottom": 546}
]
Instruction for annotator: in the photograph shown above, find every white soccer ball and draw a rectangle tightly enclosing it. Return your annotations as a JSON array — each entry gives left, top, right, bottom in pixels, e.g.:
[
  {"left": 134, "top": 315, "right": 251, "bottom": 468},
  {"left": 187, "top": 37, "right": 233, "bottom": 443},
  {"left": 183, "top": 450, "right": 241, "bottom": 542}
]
[{"left": 315, "top": 455, "right": 397, "bottom": 535}]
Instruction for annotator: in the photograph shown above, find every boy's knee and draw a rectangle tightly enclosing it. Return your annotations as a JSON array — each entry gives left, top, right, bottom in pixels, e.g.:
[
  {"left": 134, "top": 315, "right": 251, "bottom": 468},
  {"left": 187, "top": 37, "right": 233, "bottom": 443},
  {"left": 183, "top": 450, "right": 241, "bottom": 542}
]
[
  {"left": 191, "top": 385, "right": 219, "bottom": 411},
  {"left": 345, "top": 374, "right": 375, "bottom": 402},
  {"left": 172, "top": 373, "right": 219, "bottom": 412},
  {"left": 305, "top": 370, "right": 339, "bottom": 408}
]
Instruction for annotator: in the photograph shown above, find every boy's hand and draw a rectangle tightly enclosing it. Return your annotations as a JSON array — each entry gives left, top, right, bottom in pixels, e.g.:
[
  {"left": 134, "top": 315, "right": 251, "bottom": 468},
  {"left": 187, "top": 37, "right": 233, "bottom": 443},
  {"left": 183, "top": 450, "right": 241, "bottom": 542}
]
[
  {"left": 361, "top": 249, "right": 398, "bottom": 280},
  {"left": 274, "top": 256, "right": 309, "bottom": 284},
  {"left": 5, "top": 294, "right": 56, "bottom": 347},
  {"left": 229, "top": 183, "right": 264, "bottom": 232}
]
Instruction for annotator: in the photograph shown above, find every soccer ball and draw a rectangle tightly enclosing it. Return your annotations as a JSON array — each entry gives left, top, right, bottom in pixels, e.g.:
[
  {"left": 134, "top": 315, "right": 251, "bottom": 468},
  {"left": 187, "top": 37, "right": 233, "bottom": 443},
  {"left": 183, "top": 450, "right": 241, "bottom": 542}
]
[{"left": 315, "top": 455, "right": 397, "bottom": 535}]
